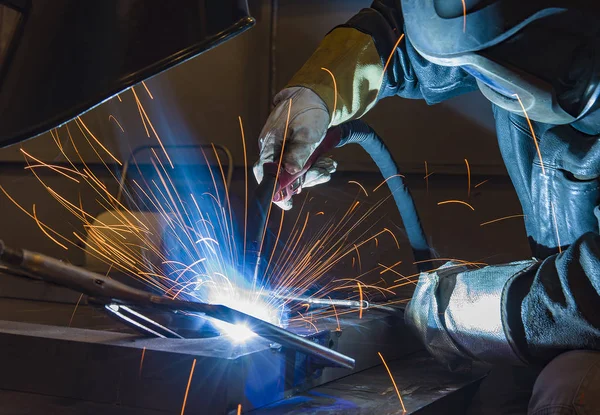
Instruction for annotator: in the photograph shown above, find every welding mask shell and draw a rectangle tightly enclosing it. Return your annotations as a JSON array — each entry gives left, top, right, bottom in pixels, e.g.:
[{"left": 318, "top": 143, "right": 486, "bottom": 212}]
[
  {"left": 0, "top": 0, "right": 254, "bottom": 147},
  {"left": 402, "top": 0, "right": 600, "bottom": 131}
]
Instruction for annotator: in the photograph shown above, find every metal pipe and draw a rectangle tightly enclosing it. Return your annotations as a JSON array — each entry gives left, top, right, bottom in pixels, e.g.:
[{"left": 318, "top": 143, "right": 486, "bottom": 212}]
[{"left": 272, "top": 292, "right": 369, "bottom": 310}]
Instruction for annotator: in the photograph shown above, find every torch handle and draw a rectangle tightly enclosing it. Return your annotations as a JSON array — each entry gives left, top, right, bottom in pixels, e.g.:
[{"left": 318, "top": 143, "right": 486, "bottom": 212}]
[{"left": 264, "top": 126, "right": 342, "bottom": 203}]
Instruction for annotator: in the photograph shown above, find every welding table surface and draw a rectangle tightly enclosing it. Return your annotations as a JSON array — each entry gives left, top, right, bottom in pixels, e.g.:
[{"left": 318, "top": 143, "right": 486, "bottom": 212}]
[
  {"left": 253, "top": 352, "right": 485, "bottom": 415},
  {"left": 0, "top": 296, "right": 485, "bottom": 414},
  {"left": 0, "top": 351, "right": 485, "bottom": 415}
]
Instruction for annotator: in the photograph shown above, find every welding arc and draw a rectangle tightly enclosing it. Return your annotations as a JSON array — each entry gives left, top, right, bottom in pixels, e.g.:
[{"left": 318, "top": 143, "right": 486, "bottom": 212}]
[{"left": 0, "top": 241, "right": 355, "bottom": 370}]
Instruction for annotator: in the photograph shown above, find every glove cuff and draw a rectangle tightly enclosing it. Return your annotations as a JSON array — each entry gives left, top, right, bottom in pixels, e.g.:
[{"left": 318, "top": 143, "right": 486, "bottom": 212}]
[
  {"left": 444, "top": 260, "right": 537, "bottom": 366},
  {"left": 285, "top": 27, "right": 383, "bottom": 126},
  {"left": 405, "top": 265, "right": 473, "bottom": 372},
  {"left": 405, "top": 260, "right": 538, "bottom": 371}
]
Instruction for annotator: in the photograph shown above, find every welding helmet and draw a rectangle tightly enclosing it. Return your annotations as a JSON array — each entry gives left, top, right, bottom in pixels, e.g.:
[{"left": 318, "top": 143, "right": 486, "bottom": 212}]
[
  {"left": 0, "top": 0, "right": 254, "bottom": 146},
  {"left": 402, "top": 0, "right": 600, "bottom": 133}
]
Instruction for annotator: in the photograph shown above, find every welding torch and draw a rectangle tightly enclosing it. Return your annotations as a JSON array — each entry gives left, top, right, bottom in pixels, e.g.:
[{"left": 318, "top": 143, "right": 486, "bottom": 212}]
[
  {"left": 246, "top": 126, "right": 348, "bottom": 289},
  {"left": 0, "top": 240, "right": 355, "bottom": 370},
  {"left": 249, "top": 120, "right": 434, "bottom": 279}
]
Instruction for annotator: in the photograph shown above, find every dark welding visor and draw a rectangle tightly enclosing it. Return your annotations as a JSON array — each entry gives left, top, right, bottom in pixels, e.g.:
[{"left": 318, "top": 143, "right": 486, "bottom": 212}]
[
  {"left": 0, "top": 0, "right": 254, "bottom": 147},
  {"left": 402, "top": 0, "right": 600, "bottom": 126}
]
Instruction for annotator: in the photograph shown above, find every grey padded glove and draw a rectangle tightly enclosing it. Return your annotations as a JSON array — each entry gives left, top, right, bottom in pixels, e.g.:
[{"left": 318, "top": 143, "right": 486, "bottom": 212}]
[{"left": 405, "top": 260, "right": 538, "bottom": 372}]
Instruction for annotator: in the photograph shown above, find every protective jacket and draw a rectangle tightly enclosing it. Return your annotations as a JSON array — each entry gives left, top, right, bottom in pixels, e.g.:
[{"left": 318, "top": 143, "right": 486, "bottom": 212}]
[{"left": 286, "top": 0, "right": 600, "bottom": 364}]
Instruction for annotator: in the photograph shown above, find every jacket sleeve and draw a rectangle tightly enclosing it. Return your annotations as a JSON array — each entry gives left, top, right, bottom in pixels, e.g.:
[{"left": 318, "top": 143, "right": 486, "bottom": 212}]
[
  {"left": 515, "top": 228, "right": 600, "bottom": 362},
  {"left": 286, "top": 0, "right": 478, "bottom": 125}
]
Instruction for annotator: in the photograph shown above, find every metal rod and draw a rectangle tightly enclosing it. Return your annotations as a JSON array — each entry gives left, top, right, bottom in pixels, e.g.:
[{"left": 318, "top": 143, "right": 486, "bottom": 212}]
[{"left": 270, "top": 292, "right": 369, "bottom": 310}]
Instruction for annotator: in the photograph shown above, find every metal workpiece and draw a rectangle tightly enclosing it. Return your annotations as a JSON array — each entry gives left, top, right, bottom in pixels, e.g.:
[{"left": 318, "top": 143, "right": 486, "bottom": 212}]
[
  {"left": 0, "top": 242, "right": 355, "bottom": 369},
  {"left": 0, "top": 320, "right": 281, "bottom": 414},
  {"left": 254, "top": 352, "right": 487, "bottom": 415},
  {"left": 0, "top": 305, "right": 420, "bottom": 414}
]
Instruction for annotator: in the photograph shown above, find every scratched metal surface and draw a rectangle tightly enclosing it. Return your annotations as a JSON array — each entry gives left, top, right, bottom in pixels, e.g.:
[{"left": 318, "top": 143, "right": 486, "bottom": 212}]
[
  {"left": 0, "top": 353, "right": 485, "bottom": 415},
  {"left": 253, "top": 352, "right": 486, "bottom": 415}
]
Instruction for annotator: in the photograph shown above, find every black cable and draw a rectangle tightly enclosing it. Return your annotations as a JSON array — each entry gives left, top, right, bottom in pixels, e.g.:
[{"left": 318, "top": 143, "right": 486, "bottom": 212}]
[{"left": 336, "top": 120, "right": 434, "bottom": 272}]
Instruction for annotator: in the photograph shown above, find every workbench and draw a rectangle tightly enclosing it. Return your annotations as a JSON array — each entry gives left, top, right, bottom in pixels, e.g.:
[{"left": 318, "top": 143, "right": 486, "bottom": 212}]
[{"left": 0, "top": 272, "right": 486, "bottom": 414}]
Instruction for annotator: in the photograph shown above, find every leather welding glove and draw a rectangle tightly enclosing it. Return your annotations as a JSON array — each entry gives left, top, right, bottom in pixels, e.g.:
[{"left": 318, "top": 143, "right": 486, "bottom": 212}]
[
  {"left": 404, "top": 260, "right": 538, "bottom": 372},
  {"left": 254, "top": 87, "right": 336, "bottom": 211},
  {"left": 254, "top": 25, "right": 385, "bottom": 210}
]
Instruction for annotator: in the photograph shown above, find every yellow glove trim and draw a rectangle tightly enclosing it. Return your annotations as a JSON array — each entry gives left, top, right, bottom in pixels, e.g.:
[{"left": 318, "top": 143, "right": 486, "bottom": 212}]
[{"left": 286, "top": 28, "right": 384, "bottom": 126}]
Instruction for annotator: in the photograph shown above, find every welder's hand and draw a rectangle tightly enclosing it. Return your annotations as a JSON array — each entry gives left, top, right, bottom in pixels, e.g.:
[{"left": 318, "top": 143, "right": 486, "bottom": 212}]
[{"left": 254, "top": 87, "right": 335, "bottom": 210}]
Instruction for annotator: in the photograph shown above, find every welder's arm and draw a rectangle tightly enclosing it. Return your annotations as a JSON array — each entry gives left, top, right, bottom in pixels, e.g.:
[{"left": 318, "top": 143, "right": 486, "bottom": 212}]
[
  {"left": 406, "top": 232, "right": 600, "bottom": 371},
  {"left": 255, "top": 0, "right": 477, "bottom": 209},
  {"left": 286, "top": 0, "right": 478, "bottom": 125}
]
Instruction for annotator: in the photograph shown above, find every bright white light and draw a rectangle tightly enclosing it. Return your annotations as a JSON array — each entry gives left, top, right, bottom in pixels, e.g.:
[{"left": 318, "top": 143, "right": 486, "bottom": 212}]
[
  {"left": 214, "top": 321, "right": 256, "bottom": 343},
  {"left": 208, "top": 290, "right": 283, "bottom": 343}
]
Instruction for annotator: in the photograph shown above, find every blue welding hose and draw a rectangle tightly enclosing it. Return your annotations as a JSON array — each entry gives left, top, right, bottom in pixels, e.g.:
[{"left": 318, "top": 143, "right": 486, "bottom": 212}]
[{"left": 335, "top": 120, "right": 433, "bottom": 272}]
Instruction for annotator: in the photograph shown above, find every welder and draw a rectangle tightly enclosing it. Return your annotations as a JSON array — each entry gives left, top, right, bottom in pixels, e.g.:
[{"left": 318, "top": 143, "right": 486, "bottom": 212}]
[{"left": 253, "top": 1, "right": 600, "bottom": 413}]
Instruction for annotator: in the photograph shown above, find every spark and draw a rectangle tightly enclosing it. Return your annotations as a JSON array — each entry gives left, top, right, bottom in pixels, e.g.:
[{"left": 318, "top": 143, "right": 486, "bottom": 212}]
[
  {"left": 348, "top": 180, "right": 368, "bottom": 197},
  {"left": 265, "top": 209, "right": 285, "bottom": 278},
  {"left": 380, "top": 263, "right": 416, "bottom": 286},
  {"left": 302, "top": 317, "right": 319, "bottom": 333},
  {"left": 139, "top": 347, "right": 146, "bottom": 377},
  {"left": 424, "top": 161, "right": 429, "bottom": 194},
  {"left": 32, "top": 204, "right": 68, "bottom": 250},
  {"left": 357, "top": 281, "right": 364, "bottom": 319},
  {"left": 423, "top": 172, "right": 435, "bottom": 179},
  {"left": 378, "top": 34, "right": 405, "bottom": 88},
  {"left": 132, "top": 87, "right": 150, "bottom": 137},
  {"left": 474, "top": 179, "right": 489, "bottom": 188},
  {"left": 413, "top": 258, "right": 486, "bottom": 266},
  {"left": 379, "top": 260, "right": 403, "bottom": 275},
  {"left": 465, "top": 158, "right": 471, "bottom": 198},
  {"left": 108, "top": 115, "right": 125, "bottom": 133},
  {"left": 378, "top": 352, "right": 406, "bottom": 413},
  {"left": 321, "top": 67, "right": 338, "bottom": 124},
  {"left": 2, "top": 90, "right": 408, "bottom": 352},
  {"left": 69, "top": 293, "right": 84, "bottom": 327},
  {"left": 131, "top": 87, "right": 173, "bottom": 168},
  {"left": 141, "top": 81, "right": 154, "bottom": 99},
  {"left": 373, "top": 174, "right": 405, "bottom": 193},
  {"left": 212, "top": 143, "right": 238, "bottom": 265},
  {"left": 513, "top": 93, "right": 545, "bottom": 175},
  {"left": 437, "top": 200, "right": 475, "bottom": 211},
  {"left": 239, "top": 116, "right": 248, "bottom": 270},
  {"left": 329, "top": 298, "right": 341, "bottom": 331},
  {"left": 21, "top": 149, "right": 81, "bottom": 183},
  {"left": 237, "top": 404, "right": 242, "bottom": 415},
  {"left": 551, "top": 202, "right": 562, "bottom": 253},
  {"left": 383, "top": 228, "right": 400, "bottom": 249},
  {"left": 354, "top": 244, "right": 362, "bottom": 272},
  {"left": 181, "top": 359, "right": 197, "bottom": 415},
  {"left": 461, "top": 0, "right": 467, "bottom": 33},
  {"left": 480, "top": 214, "right": 525, "bottom": 226},
  {"left": 76, "top": 117, "right": 122, "bottom": 166}
]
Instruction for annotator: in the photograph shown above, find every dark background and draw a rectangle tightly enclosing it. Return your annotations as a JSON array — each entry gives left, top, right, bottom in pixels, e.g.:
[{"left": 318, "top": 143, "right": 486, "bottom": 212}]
[{"left": 0, "top": 0, "right": 529, "bottom": 293}]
